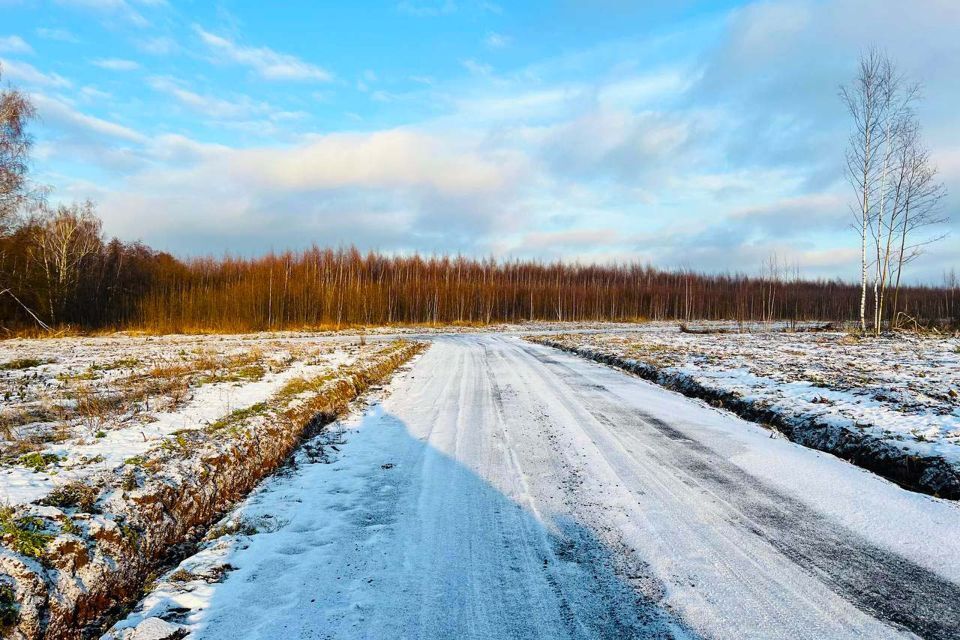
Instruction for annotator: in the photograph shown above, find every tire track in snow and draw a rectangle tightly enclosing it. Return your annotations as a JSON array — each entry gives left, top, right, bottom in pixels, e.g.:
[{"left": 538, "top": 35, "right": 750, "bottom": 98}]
[
  {"left": 519, "top": 338, "right": 960, "bottom": 639},
  {"left": 108, "top": 335, "right": 960, "bottom": 640}
]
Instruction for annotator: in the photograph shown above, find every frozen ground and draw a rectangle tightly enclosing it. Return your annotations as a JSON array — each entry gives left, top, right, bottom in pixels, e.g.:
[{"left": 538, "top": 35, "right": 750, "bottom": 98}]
[
  {"left": 530, "top": 327, "right": 960, "bottom": 477},
  {"left": 0, "top": 334, "right": 369, "bottom": 506},
  {"left": 107, "top": 335, "right": 960, "bottom": 640},
  {"left": 0, "top": 325, "right": 635, "bottom": 509}
]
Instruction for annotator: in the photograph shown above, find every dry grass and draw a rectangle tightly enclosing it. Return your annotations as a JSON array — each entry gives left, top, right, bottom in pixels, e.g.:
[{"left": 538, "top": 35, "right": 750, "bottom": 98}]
[
  {"left": 0, "top": 358, "right": 52, "bottom": 370},
  {"left": 39, "top": 482, "right": 100, "bottom": 512}
]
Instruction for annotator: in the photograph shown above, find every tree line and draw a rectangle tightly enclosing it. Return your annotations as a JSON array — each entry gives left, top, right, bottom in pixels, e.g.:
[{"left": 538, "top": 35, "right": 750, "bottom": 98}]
[
  {"left": 2, "top": 229, "right": 957, "bottom": 332},
  {"left": 1, "top": 63, "right": 956, "bottom": 334}
]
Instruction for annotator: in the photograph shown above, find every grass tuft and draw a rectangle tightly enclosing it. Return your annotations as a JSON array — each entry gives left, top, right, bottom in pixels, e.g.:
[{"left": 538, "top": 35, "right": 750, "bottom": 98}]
[
  {"left": 206, "top": 402, "right": 269, "bottom": 435},
  {"left": 0, "top": 507, "right": 53, "bottom": 559},
  {"left": 204, "top": 517, "right": 260, "bottom": 540},
  {"left": 91, "top": 357, "right": 141, "bottom": 371},
  {"left": 0, "top": 358, "right": 50, "bottom": 371},
  {"left": 18, "top": 452, "right": 61, "bottom": 472},
  {"left": 39, "top": 482, "right": 99, "bottom": 512},
  {"left": 0, "top": 583, "right": 18, "bottom": 629}
]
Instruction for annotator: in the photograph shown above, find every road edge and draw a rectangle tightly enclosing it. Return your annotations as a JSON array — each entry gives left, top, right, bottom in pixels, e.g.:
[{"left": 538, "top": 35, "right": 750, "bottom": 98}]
[
  {"left": 0, "top": 340, "right": 427, "bottom": 640},
  {"left": 529, "top": 337, "right": 960, "bottom": 501}
]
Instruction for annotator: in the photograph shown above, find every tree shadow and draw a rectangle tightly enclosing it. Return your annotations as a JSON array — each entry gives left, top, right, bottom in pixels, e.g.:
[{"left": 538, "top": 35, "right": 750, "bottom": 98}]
[{"left": 118, "top": 404, "right": 701, "bottom": 640}]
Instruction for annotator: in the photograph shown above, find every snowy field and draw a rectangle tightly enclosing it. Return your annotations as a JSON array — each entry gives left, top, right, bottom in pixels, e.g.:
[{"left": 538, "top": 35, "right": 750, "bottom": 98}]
[
  {"left": 0, "top": 333, "right": 370, "bottom": 507},
  {"left": 529, "top": 325, "right": 960, "bottom": 495},
  {"left": 0, "top": 323, "right": 632, "bottom": 509}
]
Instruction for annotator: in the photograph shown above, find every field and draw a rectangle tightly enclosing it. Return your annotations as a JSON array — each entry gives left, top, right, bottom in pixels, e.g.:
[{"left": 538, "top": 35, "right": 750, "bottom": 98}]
[
  {"left": 1, "top": 334, "right": 366, "bottom": 502},
  {"left": 1, "top": 325, "right": 958, "bottom": 640}
]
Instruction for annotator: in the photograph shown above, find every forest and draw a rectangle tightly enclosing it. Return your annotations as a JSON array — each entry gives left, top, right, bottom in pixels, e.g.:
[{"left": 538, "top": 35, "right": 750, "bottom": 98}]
[{"left": 1, "top": 206, "right": 957, "bottom": 333}]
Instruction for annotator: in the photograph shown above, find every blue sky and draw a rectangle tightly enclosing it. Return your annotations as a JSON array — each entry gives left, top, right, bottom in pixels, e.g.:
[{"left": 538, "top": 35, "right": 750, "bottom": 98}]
[{"left": 1, "top": 0, "right": 958, "bottom": 281}]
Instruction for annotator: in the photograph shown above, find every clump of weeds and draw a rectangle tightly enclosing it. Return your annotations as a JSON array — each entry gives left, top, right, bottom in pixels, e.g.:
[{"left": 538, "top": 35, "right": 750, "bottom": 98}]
[
  {"left": 0, "top": 583, "right": 18, "bottom": 630},
  {"left": 18, "top": 452, "right": 61, "bottom": 473},
  {"left": 0, "top": 506, "right": 53, "bottom": 559},
  {"left": 0, "top": 358, "right": 51, "bottom": 371},
  {"left": 38, "top": 481, "right": 99, "bottom": 512}
]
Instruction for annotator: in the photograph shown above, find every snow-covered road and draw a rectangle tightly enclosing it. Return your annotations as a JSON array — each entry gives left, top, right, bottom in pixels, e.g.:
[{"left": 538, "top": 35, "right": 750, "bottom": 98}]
[{"left": 112, "top": 335, "right": 960, "bottom": 640}]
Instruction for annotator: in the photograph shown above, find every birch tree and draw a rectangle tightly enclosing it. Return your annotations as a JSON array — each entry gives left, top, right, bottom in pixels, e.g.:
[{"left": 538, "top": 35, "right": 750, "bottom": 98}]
[
  {"left": 841, "top": 50, "right": 886, "bottom": 334},
  {"left": 870, "top": 61, "right": 919, "bottom": 334},
  {"left": 28, "top": 201, "right": 104, "bottom": 324},
  {"left": 0, "top": 64, "right": 36, "bottom": 232},
  {"left": 841, "top": 49, "right": 943, "bottom": 334},
  {"left": 888, "top": 123, "right": 948, "bottom": 324}
]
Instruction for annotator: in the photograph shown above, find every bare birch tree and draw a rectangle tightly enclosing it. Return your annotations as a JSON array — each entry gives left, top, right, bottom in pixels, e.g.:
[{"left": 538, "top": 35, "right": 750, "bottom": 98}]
[
  {"left": 27, "top": 201, "right": 104, "bottom": 324},
  {"left": 841, "top": 49, "right": 946, "bottom": 334},
  {"left": 0, "top": 64, "right": 36, "bottom": 232},
  {"left": 888, "top": 123, "right": 948, "bottom": 324},
  {"left": 871, "top": 64, "right": 916, "bottom": 333},
  {"left": 841, "top": 49, "right": 886, "bottom": 334}
]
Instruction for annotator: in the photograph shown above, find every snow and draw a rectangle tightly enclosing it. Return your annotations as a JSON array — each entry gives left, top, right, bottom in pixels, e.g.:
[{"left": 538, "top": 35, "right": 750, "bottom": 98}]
[
  {"left": 2, "top": 325, "right": 632, "bottom": 505},
  {"left": 531, "top": 326, "right": 960, "bottom": 468},
  {"left": 125, "top": 617, "right": 182, "bottom": 640},
  {"left": 0, "top": 334, "right": 364, "bottom": 506},
  {"left": 106, "top": 335, "right": 960, "bottom": 640}
]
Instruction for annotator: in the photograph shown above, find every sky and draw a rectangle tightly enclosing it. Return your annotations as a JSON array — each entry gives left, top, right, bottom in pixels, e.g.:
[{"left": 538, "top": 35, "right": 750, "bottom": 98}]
[{"left": 1, "top": 0, "right": 958, "bottom": 282}]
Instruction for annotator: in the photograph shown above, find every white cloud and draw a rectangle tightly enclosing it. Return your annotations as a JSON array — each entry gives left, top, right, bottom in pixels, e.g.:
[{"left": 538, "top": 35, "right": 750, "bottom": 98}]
[
  {"left": 53, "top": 0, "right": 163, "bottom": 28},
  {"left": 521, "top": 228, "right": 620, "bottom": 251},
  {"left": 537, "top": 108, "right": 698, "bottom": 184},
  {"left": 0, "top": 58, "right": 71, "bottom": 88},
  {"left": 462, "top": 58, "right": 492, "bottom": 76},
  {"left": 78, "top": 85, "right": 112, "bottom": 102},
  {"left": 32, "top": 93, "right": 147, "bottom": 143},
  {"left": 218, "top": 129, "right": 524, "bottom": 195},
  {"left": 0, "top": 35, "right": 33, "bottom": 54},
  {"left": 484, "top": 32, "right": 510, "bottom": 49},
  {"left": 92, "top": 57, "right": 140, "bottom": 71},
  {"left": 194, "top": 26, "right": 332, "bottom": 82},
  {"left": 136, "top": 36, "right": 177, "bottom": 55},
  {"left": 409, "top": 75, "right": 436, "bottom": 86},
  {"left": 148, "top": 76, "right": 271, "bottom": 119},
  {"left": 728, "top": 193, "right": 848, "bottom": 232},
  {"left": 596, "top": 70, "right": 693, "bottom": 109},
  {"left": 147, "top": 133, "right": 228, "bottom": 162},
  {"left": 449, "top": 86, "right": 581, "bottom": 124},
  {"left": 74, "top": 126, "right": 534, "bottom": 253},
  {"left": 35, "top": 27, "right": 80, "bottom": 43}
]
